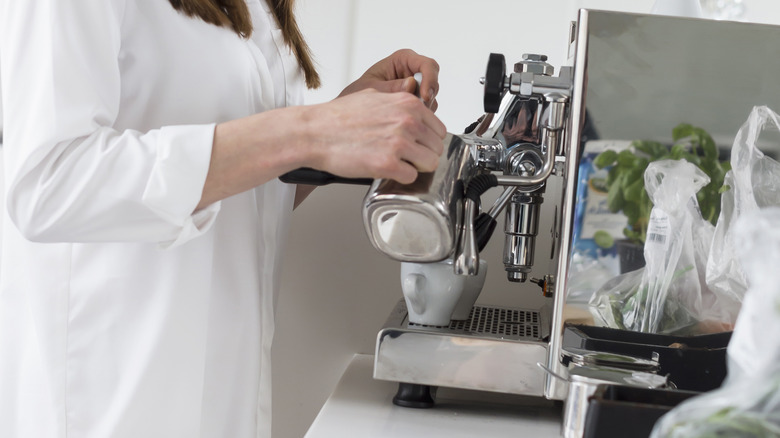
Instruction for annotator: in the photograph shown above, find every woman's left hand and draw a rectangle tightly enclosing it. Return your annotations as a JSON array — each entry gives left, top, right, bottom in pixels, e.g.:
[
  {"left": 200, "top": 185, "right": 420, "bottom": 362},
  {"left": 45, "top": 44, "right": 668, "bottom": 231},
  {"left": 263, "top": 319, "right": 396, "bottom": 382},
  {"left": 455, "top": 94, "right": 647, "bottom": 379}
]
[{"left": 338, "top": 49, "right": 439, "bottom": 112}]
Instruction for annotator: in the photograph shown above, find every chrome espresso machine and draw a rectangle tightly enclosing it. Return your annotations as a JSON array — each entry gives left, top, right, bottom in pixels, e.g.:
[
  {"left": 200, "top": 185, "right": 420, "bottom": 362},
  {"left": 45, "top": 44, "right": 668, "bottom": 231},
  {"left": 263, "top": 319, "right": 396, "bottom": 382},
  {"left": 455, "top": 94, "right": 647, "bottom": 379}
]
[
  {"left": 363, "top": 48, "right": 572, "bottom": 405},
  {"left": 364, "top": 49, "right": 574, "bottom": 404},
  {"left": 282, "top": 9, "right": 780, "bottom": 410}
]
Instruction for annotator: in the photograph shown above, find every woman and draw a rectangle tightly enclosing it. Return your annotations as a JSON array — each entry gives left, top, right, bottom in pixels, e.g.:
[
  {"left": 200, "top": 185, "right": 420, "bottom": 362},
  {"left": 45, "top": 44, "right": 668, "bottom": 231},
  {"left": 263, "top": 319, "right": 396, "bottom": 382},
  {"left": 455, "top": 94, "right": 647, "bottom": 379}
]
[{"left": 0, "top": 0, "right": 446, "bottom": 437}]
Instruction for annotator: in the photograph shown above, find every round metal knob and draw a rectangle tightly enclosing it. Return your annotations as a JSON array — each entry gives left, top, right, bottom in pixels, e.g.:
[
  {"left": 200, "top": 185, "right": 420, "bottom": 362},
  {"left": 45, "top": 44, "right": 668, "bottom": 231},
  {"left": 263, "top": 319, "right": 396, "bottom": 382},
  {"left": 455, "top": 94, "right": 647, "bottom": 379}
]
[{"left": 483, "top": 53, "right": 506, "bottom": 113}]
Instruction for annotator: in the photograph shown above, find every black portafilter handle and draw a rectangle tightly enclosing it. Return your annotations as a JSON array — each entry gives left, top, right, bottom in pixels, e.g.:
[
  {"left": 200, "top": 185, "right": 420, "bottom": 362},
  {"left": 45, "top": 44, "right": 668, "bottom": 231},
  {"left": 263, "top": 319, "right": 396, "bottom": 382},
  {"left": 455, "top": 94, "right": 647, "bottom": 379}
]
[{"left": 279, "top": 168, "right": 374, "bottom": 186}]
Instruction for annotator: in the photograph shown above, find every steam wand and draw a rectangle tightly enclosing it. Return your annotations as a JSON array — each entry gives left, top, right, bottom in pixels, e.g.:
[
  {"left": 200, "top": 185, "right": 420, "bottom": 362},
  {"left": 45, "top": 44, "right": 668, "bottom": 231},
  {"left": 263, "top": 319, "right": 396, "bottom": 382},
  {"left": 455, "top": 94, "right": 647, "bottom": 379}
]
[{"left": 454, "top": 174, "right": 498, "bottom": 276}]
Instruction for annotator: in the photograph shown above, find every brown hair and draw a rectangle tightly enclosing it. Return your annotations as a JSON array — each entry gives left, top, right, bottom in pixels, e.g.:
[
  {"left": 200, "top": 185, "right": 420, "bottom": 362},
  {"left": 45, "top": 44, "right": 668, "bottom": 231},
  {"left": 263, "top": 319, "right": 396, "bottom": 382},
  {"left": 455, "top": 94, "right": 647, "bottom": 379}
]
[{"left": 169, "top": 0, "right": 321, "bottom": 89}]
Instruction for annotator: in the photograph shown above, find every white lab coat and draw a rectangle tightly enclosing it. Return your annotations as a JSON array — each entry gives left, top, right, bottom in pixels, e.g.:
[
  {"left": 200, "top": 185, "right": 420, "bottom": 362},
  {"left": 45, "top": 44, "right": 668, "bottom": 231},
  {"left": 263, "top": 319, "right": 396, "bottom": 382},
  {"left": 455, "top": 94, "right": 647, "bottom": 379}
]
[{"left": 0, "top": 1, "right": 303, "bottom": 437}]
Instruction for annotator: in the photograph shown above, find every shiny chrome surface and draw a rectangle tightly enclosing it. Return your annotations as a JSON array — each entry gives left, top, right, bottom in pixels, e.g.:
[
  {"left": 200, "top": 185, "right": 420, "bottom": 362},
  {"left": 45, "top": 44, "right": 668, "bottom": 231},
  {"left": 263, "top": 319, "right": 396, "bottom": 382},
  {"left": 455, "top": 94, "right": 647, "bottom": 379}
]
[
  {"left": 371, "top": 44, "right": 573, "bottom": 404},
  {"left": 454, "top": 198, "right": 480, "bottom": 276},
  {"left": 503, "top": 191, "right": 543, "bottom": 282},
  {"left": 363, "top": 134, "right": 473, "bottom": 262},
  {"left": 498, "top": 96, "right": 543, "bottom": 146},
  {"left": 514, "top": 53, "right": 555, "bottom": 76},
  {"left": 487, "top": 94, "right": 566, "bottom": 189},
  {"left": 550, "top": 8, "right": 780, "bottom": 399},
  {"left": 562, "top": 366, "right": 668, "bottom": 438},
  {"left": 374, "top": 300, "right": 549, "bottom": 396},
  {"left": 473, "top": 136, "right": 506, "bottom": 171},
  {"left": 363, "top": 133, "right": 506, "bottom": 263},
  {"left": 486, "top": 186, "right": 519, "bottom": 219},
  {"left": 544, "top": 9, "right": 592, "bottom": 401},
  {"left": 371, "top": 9, "right": 780, "bottom": 411},
  {"left": 580, "top": 12, "right": 780, "bottom": 152},
  {"left": 562, "top": 347, "right": 660, "bottom": 372},
  {"left": 363, "top": 47, "right": 571, "bottom": 267},
  {"left": 483, "top": 54, "right": 571, "bottom": 284}
]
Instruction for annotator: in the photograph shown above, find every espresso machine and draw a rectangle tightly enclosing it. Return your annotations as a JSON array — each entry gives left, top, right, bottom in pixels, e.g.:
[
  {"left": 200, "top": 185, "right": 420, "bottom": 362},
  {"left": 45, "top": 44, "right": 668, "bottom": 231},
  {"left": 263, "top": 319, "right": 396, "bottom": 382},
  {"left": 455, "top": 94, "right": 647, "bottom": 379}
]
[
  {"left": 364, "top": 8, "right": 780, "bottom": 408},
  {"left": 282, "top": 8, "right": 780, "bottom": 413},
  {"left": 365, "top": 49, "right": 574, "bottom": 404}
]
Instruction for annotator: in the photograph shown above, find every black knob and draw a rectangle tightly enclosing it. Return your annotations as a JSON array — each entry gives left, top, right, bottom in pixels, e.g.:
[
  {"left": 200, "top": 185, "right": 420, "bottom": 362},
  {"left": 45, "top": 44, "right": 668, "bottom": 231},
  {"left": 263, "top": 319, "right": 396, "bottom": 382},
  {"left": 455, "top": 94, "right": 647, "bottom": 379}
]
[{"left": 483, "top": 53, "right": 507, "bottom": 113}]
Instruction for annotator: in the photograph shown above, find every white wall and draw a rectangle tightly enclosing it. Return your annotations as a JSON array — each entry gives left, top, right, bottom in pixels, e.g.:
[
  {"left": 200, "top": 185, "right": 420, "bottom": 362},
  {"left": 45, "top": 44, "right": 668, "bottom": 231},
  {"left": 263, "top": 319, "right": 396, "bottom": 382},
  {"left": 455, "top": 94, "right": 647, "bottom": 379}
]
[{"left": 272, "top": 1, "right": 780, "bottom": 437}]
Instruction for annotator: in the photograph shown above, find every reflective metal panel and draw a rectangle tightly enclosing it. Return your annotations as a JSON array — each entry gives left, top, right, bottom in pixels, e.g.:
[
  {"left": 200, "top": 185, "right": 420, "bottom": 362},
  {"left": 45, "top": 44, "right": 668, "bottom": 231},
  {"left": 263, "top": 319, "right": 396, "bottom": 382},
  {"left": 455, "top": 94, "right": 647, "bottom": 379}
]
[
  {"left": 552, "top": 10, "right": 780, "bottom": 397},
  {"left": 584, "top": 11, "right": 780, "bottom": 151}
]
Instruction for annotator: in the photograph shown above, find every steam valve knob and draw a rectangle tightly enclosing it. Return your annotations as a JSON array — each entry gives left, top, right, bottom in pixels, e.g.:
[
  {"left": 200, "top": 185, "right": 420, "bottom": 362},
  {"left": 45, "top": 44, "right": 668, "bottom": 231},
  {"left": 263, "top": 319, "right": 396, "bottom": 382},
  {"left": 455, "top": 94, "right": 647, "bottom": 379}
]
[
  {"left": 483, "top": 53, "right": 507, "bottom": 113},
  {"left": 530, "top": 275, "right": 555, "bottom": 298}
]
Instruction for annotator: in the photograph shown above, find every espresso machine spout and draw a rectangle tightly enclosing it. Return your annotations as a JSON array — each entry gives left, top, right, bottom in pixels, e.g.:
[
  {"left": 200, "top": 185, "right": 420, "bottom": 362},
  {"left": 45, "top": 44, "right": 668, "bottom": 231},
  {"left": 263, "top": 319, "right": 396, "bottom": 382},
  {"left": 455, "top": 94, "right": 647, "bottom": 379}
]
[{"left": 453, "top": 197, "right": 480, "bottom": 276}]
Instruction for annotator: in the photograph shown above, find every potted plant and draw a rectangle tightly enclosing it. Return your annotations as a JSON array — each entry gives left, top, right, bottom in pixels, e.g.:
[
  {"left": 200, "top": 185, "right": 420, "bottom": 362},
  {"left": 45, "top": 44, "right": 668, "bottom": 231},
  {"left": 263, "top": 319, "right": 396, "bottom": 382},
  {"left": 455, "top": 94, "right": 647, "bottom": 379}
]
[{"left": 592, "top": 123, "right": 731, "bottom": 272}]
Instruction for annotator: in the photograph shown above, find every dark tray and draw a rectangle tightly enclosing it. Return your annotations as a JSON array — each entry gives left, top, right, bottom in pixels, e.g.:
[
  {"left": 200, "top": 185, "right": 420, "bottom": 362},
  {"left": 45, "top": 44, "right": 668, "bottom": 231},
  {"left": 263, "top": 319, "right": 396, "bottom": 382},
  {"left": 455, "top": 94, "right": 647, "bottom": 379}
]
[
  {"left": 583, "top": 384, "right": 701, "bottom": 438},
  {"left": 563, "top": 324, "right": 731, "bottom": 392}
]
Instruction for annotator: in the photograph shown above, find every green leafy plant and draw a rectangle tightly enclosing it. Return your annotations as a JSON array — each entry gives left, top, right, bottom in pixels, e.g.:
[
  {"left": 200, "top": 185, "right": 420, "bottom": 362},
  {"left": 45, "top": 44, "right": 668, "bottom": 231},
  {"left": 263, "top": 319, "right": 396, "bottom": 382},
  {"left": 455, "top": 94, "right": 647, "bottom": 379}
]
[
  {"left": 595, "top": 266, "right": 699, "bottom": 334},
  {"left": 593, "top": 123, "right": 731, "bottom": 246}
]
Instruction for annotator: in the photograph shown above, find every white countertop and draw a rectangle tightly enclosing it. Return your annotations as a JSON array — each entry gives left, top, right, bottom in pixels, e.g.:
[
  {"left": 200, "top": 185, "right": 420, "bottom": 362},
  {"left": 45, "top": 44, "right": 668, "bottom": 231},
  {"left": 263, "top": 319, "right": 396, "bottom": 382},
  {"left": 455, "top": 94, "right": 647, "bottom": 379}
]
[{"left": 305, "top": 354, "right": 563, "bottom": 438}]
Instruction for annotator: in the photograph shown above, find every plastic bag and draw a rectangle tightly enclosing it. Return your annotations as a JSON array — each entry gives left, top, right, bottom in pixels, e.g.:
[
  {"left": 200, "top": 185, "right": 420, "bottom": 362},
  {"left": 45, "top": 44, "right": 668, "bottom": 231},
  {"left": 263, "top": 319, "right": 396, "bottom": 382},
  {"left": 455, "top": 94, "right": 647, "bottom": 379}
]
[
  {"left": 566, "top": 251, "right": 619, "bottom": 306},
  {"left": 707, "top": 106, "right": 780, "bottom": 307},
  {"left": 650, "top": 207, "right": 780, "bottom": 437},
  {"left": 589, "top": 159, "right": 728, "bottom": 334}
]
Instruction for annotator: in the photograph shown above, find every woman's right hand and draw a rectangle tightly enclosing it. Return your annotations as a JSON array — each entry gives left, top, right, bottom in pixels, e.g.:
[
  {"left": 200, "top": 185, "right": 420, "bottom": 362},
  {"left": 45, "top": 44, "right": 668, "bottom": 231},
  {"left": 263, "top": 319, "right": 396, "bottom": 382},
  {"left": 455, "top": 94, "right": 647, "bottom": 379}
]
[
  {"left": 300, "top": 88, "right": 447, "bottom": 185},
  {"left": 200, "top": 80, "right": 447, "bottom": 209}
]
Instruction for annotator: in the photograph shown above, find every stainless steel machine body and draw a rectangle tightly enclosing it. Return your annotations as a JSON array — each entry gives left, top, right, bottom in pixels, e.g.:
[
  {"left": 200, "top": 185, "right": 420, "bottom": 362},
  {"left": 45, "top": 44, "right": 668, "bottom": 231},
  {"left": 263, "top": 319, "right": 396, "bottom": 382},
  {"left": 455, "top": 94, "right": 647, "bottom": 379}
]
[{"left": 372, "top": 9, "right": 780, "bottom": 403}]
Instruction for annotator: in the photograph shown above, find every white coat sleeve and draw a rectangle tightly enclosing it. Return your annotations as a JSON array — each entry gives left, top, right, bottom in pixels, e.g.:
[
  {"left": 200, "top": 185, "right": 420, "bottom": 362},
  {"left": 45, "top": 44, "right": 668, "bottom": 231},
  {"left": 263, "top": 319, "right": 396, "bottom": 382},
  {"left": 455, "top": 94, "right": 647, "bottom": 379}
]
[{"left": 0, "top": 0, "right": 219, "bottom": 247}]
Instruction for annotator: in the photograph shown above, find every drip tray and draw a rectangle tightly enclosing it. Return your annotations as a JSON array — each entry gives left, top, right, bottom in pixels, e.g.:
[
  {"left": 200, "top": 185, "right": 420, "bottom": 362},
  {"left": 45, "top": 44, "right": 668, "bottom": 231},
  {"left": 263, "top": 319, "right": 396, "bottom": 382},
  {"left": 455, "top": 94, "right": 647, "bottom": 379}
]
[
  {"left": 408, "top": 305, "right": 541, "bottom": 341},
  {"left": 374, "top": 300, "right": 550, "bottom": 397}
]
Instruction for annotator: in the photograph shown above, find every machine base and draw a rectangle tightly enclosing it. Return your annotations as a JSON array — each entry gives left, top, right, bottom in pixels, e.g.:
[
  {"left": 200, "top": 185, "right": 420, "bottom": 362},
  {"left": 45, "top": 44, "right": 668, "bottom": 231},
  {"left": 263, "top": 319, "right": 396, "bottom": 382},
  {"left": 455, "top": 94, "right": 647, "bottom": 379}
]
[{"left": 374, "top": 300, "right": 551, "bottom": 398}]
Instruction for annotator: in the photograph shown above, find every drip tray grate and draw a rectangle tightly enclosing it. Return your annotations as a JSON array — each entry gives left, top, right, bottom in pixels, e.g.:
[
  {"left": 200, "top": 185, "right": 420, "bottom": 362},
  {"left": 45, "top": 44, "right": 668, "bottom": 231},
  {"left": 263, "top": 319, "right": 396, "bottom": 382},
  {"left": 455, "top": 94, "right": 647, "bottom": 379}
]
[{"left": 408, "top": 305, "right": 541, "bottom": 340}]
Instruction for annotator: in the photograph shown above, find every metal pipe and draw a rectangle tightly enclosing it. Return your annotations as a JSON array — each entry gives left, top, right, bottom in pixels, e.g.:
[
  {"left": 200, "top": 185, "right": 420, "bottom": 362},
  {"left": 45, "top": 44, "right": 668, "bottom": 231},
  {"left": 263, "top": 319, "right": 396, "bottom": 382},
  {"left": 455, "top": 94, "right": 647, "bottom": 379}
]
[
  {"left": 454, "top": 198, "right": 480, "bottom": 276},
  {"left": 487, "top": 186, "right": 519, "bottom": 219},
  {"left": 494, "top": 98, "right": 566, "bottom": 187}
]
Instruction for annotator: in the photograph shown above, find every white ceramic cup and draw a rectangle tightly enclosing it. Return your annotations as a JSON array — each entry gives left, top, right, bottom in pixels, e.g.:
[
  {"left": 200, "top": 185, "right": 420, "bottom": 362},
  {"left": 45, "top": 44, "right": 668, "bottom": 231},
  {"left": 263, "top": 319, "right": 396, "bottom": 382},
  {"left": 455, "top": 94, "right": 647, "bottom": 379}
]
[
  {"left": 401, "top": 258, "right": 488, "bottom": 326},
  {"left": 450, "top": 259, "right": 488, "bottom": 320}
]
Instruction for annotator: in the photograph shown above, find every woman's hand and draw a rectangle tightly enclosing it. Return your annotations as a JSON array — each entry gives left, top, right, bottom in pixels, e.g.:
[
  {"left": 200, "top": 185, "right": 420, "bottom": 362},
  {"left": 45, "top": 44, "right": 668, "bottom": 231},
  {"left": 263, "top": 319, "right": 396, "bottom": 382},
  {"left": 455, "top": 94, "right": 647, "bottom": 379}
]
[
  {"left": 301, "top": 88, "right": 447, "bottom": 185},
  {"left": 200, "top": 50, "right": 446, "bottom": 209},
  {"left": 338, "top": 49, "right": 440, "bottom": 111}
]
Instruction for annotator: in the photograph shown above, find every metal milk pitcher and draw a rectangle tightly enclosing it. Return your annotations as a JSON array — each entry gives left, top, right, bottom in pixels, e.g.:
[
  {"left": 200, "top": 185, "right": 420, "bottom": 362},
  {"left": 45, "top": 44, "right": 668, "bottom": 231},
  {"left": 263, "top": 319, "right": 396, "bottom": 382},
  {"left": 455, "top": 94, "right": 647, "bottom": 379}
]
[{"left": 362, "top": 133, "right": 497, "bottom": 263}]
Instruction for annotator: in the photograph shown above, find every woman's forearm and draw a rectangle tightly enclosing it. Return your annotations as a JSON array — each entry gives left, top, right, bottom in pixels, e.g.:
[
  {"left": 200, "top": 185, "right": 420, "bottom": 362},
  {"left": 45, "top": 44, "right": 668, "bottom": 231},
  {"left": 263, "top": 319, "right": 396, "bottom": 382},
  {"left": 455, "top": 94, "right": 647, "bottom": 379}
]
[
  {"left": 197, "top": 105, "right": 317, "bottom": 210},
  {"left": 197, "top": 89, "right": 446, "bottom": 210}
]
